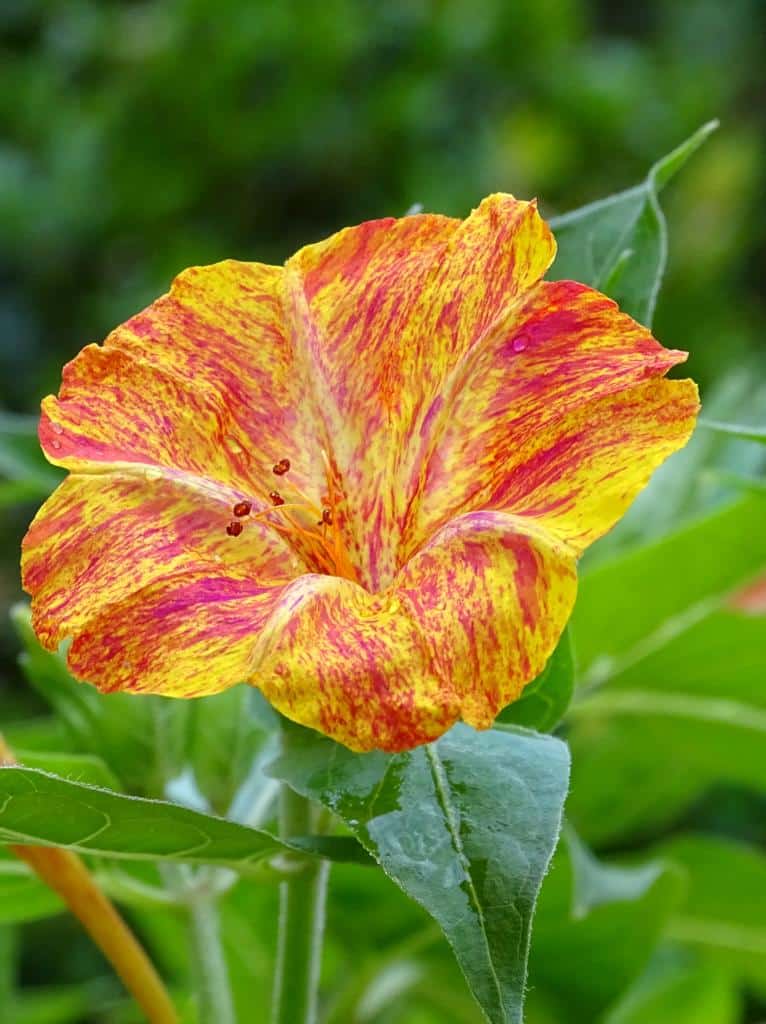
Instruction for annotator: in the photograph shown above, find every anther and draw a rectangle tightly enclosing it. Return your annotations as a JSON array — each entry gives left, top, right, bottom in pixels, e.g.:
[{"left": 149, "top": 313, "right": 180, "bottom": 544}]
[
  {"left": 321, "top": 507, "right": 333, "bottom": 526},
  {"left": 226, "top": 521, "right": 243, "bottom": 537},
  {"left": 269, "top": 490, "right": 285, "bottom": 506},
  {"left": 272, "top": 458, "right": 291, "bottom": 476},
  {"left": 233, "top": 501, "right": 252, "bottom": 517}
]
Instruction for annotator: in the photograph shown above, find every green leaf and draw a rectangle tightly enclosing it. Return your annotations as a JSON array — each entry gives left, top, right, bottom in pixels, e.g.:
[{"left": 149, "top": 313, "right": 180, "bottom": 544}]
[
  {"left": 2, "top": 718, "right": 73, "bottom": 754},
  {"left": 699, "top": 419, "right": 766, "bottom": 444},
  {"left": 549, "top": 120, "right": 717, "bottom": 325},
  {"left": 269, "top": 722, "right": 570, "bottom": 1024},
  {"left": 0, "top": 852, "right": 63, "bottom": 924},
  {"left": 529, "top": 840, "right": 683, "bottom": 1022},
  {"left": 13, "top": 986, "right": 93, "bottom": 1024},
  {"left": 568, "top": 494, "right": 766, "bottom": 843},
  {"left": 603, "top": 957, "right": 740, "bottom": 1024},
  {"left": 0, "top": 926, "right": 14, "bottom": 1012},
  {"left": 0, "top": 410, "right": 61, "bottom": 496},
  {"left": 0, "top": 767, "right": 367, "bottom": 869},
  {"left": 656, "top": 835, "right": 766, "bottom": 997},
  {"left": 496, "top": 629, "right": 574, "bottom": 732},
  {"left": 567, "top": 608, "right": 766, "bottom": 843},
  {"left": 12, "top": 603, "right": 187, "bottom": 796},
  {"left": 572, "top": 495, "right": 766, "bottom": 680},
  {"left": 580, "top": 372, "right": 766, "bottom": 563},
  {"left": 188, "top": 687, "right": 275, "bottom": 816},
  {"left": 562, "top": 824, "right": 669, "bottom": 919}
]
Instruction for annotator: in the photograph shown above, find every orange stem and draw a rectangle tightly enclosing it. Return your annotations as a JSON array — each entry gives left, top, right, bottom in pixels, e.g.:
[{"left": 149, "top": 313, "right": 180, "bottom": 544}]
[{"left": 0, "top": 735, "right": 178, "bottom": 1024}]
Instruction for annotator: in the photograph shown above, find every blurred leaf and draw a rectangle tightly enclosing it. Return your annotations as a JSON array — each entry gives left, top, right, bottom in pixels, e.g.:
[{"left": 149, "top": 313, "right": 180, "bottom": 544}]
[
  {"left": 0, "top": 925, "right": 14, "bottom": 1013},
  {"left": 12, "top": 603, "right": 187, "bottom": 795},
  {"left": 603, "top": 957, "right": 739, "bottom": 1024},
  {"left": 12, "top": 985, "right": 93, "bottom": 1024},
  {"left": 713, "top": 470, "right": 766, "bottom": 495},
  {"left": 656, "top": 835, "right": 766, "bottom": 997},
  {"left": 0, "top": 851, "right": 63, "bottom": 924},
  {"left": 549, "top": 120, "right": 718, "bottom": 325},
  {"left": 567, "top": 608, "right": 766, "bottom": 843},
  {"left": 581, "top": 373, "right": 766, "bottom": 562},
  {"left": 699, "top": 419, "right": 766, "bottom": 444},
  {"left": 3, "top": 718, "right": 73, "bottom": 754},
  {"left": 0, "top": 479, "right": 53, "bottom": 508},
  {"left": 270, "top": 722, "right": 570, "bottom": 1024},
  {"left": 572, "top": 494, "right": 766, "bottom": 679},
  {"left": 0, "top": 411, "right": 61, "bottom": 496},
  {"left": 496, "top": 629, "right": 574, "bottom": 732},
  {"left": 0, "top": 767, "right": 367, "bottom": 868},
  {"left": 562, "top": 824, "right": 669, "bottom": 919},
  {"left": 529, "top": 841, "right": 683, "bottom": 1022},
  {"left": 188, "top": 687, "right": 274, "bottom": 816}
]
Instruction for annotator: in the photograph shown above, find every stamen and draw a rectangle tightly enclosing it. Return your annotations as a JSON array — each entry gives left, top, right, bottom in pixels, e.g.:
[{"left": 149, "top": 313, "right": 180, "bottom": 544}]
[{"left": 219, "top": 452, "right": 358, "bottom": 583}]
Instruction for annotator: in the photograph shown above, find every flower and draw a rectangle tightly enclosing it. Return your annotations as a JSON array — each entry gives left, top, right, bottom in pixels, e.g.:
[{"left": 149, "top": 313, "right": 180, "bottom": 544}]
[{"left": 21, "top": 195, "right": 698, "bottom": 752}]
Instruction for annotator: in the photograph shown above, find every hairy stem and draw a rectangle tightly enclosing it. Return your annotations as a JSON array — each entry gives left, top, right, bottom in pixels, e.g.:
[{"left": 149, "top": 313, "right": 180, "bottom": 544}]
[
  {"left": 271, "top": 784, "right": 330, "bottom": 1024},
  {"left": 188, "top": 888, "right": 236, "bottom": 1024}
]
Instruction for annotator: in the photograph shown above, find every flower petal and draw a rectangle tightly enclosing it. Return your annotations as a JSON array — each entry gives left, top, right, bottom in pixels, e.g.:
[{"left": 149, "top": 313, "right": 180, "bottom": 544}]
[
  {"left": 22, "top": 471, "right": 299, "bottom": 650},
  {"left": 253, "top": 511, "right": 577, "bottom": 751},
  {"left": 411, "top": 280, "right": 699, "bottom": 554},
  {"left": 67, "top": 571, "right": 285, "bottom": 698},
  {"left": 285, "top": 194, "right": 555, "bottom": 589},
  {"left": 43, "top": 260, "right": 323, "bottom": 498},
  {"left": 41, "top": 345, "right": 245, "bottom": 483}
]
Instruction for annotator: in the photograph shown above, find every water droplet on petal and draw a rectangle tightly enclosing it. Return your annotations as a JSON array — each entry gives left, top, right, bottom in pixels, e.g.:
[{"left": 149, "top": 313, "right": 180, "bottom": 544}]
[
  {"left": 51, "top": 439, "right": 62, "bottom": 450},
  {"left": 511, "top": 334, "right": 528, "bottom": 353},
  {"left": 52, "top": 423, "right": 64, "bottom": 435}
]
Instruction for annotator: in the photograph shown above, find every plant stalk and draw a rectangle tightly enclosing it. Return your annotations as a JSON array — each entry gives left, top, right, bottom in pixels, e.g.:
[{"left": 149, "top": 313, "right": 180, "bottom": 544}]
[
  {"left": 270, "top": 784, "right": 330, "bottom": 1024},
  {"left": 187, "top": 888, "right": 236, "bottom": 1024}
]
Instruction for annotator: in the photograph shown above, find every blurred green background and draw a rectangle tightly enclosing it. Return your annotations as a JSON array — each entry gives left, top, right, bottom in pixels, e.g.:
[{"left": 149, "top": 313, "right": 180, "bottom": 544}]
[{"left": 1, "top": 2, "right": 766, "bottom": 1022}]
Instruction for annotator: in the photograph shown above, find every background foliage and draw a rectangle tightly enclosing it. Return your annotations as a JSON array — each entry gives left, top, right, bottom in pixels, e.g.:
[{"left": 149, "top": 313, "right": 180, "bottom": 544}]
[{"left": 1, "top": 2, "right": 765, "bottom": 1023}]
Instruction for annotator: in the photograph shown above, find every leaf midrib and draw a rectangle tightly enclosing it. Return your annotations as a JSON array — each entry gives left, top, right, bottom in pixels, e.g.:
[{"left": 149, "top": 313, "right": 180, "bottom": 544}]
[{"left": 425, "top": 743, "right": 509, "bottom": 1021}]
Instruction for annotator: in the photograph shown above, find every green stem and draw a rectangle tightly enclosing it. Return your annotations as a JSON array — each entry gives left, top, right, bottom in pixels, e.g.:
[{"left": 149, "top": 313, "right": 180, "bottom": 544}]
[
  {"left": 188, "top": 890, "right": 236, "bottom": 1024},
  {"left": 271, "top": 784, "right": 330, "bottom": 1024}
]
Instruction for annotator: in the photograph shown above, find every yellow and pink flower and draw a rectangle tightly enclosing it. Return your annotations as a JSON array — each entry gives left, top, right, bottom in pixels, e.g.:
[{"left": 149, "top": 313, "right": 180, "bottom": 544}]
[{"left": 22, "top": 195, "right": 698, "bottom": 751}]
